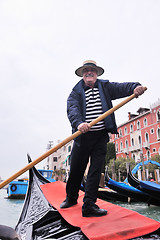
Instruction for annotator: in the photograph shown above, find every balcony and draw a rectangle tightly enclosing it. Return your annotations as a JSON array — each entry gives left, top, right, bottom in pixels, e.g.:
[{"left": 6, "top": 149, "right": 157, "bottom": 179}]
[
  {"left": 123, "top": 148, "right": 129, "bottom": 154},
  {"left": 143, "top": 142, "right": 150, "bottom": 149},
  {"left": 129, "top": 144, "right": 142, "bottom": 152}
]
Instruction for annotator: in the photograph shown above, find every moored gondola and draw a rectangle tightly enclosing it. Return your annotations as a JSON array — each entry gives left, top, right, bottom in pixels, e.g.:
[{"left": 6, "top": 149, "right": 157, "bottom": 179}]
[
  {"left": 105, "top": 167, "right": 160, "bottom": 206},
  {"left": 128, "top": 165, "right": 160, "bottom": 202},
  {"left": 81, "top": 177, "right": 129, "bottom": 202}
]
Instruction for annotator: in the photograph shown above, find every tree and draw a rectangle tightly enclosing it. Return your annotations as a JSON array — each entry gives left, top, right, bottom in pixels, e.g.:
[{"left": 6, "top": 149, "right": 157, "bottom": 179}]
[
  {"left": 105, "top": 142, "right": 116, "bottom": 165},
  {"left": 107, "top": 157, "right": 136, "bottom": 181}
]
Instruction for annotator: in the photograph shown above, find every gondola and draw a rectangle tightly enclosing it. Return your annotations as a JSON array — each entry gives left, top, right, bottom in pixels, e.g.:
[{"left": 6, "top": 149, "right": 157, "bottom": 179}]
[
  {"left": 1, "top": 155, "right": 160, "bottom": 240},
  {"left": 128, "top": 165, "right": 160, "bottom": 201},
  {"left": 15, "top": 155, "right": 86, "bottom": 239},
  {"left": 105, "top": 167, "right": 160, "bottom": 206},
  {"left": 81, "top": 178, "right": 129, "bottom": 202}
]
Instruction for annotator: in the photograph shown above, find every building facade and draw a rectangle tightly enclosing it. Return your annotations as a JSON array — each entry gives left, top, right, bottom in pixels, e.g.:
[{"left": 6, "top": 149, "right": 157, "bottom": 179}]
[
  {"left": 46, "top": 140, "right": 73, "bottom": 180},
  {"left": 112, "top": 100, "right": 160, "bottom": 162}
]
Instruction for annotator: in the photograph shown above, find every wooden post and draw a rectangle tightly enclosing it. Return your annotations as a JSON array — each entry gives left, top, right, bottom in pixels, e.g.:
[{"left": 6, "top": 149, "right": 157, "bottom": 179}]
[{"left": 140, "top": 153, "right": 146, "bottom": 181}]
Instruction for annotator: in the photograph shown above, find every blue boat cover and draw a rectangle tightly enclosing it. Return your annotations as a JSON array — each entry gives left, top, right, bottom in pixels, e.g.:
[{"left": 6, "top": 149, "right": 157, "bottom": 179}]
[{"left": 140, "top": 181, "right": 160, "bottom": 191}]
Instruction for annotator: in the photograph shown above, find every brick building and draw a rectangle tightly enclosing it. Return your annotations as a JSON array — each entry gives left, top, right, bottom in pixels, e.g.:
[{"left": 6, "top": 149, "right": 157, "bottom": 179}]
[{"left": 111, "top": 99, "right": 160, "bottom": 162}]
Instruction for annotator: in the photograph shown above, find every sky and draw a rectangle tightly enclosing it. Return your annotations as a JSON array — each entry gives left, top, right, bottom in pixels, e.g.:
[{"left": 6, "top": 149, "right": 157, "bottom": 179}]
[{"left": 0, "top": 0, "right": 160, "bottom": 180}]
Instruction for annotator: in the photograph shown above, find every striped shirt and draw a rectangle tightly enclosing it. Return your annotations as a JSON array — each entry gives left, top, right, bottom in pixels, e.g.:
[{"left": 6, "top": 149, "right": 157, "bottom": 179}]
[{"left": 85, "top": 87, "right": 105, "bottom": 131}]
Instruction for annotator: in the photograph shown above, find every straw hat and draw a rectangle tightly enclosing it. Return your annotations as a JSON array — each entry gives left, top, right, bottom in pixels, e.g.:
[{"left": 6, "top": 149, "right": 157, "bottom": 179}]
[{"left": 75, "top": 60, "right": 104, "bottom": 77}]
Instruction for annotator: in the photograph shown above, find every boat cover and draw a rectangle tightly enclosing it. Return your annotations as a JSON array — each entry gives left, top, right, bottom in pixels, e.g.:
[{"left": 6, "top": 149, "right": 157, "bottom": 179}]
[
  {"left": 140, "top": 181, "right": 160, "bottom": 191},
  {"left": 41, "top": 181, "right": 160, "bottom": 240}
]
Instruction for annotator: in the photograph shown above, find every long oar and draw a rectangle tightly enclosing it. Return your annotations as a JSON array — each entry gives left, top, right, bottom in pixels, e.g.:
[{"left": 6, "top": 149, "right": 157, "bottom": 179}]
[{"left": 0, "top": 87, "right": 147, "bottom": 189}]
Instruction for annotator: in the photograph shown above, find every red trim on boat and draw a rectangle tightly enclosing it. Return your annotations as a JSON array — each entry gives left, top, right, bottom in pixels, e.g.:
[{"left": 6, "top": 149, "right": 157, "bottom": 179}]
[{"left": 41, "top": 181, "right": 160, "bottom": 240}]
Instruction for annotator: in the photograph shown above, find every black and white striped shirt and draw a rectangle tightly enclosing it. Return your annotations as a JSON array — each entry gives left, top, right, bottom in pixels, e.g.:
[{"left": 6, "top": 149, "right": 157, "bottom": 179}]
[{"left": 85, "top": 87, "right": 105, "bottom": 131}]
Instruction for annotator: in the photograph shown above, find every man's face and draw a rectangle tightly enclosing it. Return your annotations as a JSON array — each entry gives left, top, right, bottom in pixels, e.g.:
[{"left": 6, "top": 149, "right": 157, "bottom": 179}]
[{"left": 82, "top": 67, "right": 98, "bottom": 88}]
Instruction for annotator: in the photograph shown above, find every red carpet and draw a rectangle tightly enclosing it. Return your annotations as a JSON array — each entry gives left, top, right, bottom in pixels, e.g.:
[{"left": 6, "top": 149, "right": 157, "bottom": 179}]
[{"left": 41, "top": 181, "right": 160, "bottom": 240}]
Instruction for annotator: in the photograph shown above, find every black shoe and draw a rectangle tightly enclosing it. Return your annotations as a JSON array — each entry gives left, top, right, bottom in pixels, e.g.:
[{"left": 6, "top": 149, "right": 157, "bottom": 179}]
[
  {"left": 82, "top": 204, "right": 107, "bottom": 217},
  {"left": 60, "top": 198, "right": 77, "bottom": 209}
]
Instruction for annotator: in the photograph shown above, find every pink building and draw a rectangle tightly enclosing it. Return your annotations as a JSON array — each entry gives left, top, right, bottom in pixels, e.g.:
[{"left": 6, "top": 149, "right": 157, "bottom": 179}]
[{"left": 111, "top": 100, "right": 160, "bottom": 162}]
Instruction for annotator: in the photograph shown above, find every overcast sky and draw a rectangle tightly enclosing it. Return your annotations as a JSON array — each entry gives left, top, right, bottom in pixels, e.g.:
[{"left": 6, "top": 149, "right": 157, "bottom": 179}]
[{"left": 0, "top": 0, "right": 160, "bottom": 180}]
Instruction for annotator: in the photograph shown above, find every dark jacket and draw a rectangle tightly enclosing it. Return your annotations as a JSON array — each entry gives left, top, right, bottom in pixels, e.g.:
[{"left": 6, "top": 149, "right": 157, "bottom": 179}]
[{"left": 67, "top": 79, "right": 141, "bottom": 134}]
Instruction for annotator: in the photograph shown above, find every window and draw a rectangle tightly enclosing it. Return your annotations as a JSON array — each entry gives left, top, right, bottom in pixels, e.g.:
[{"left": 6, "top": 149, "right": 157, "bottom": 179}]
[
  {"left": 120, "top": 142, "right": 123, "bottom": 152},
  {"left": 138, "top": 136, "right": 142, "bottom": 145},
  {"left": 119, "top": 129, "right": 122, "bottom": 137},
  {"left": 144, "top": 118, "right": 147, "bottom": 127},
  {"left": 116, "top": 143, "right": 118, "bottom": 152},
  {"left": 150, "top": 128, "right": 154, "bottom": 134},
  {"left": 157, "top": 128, "right": 160, "bottom": 140},
  {"left": 137, "top": 121, "right": 141, "bottom": 130},
  {"left": 53, "top": 157, "right": 57, "bottom": 162},
  {"left": 54, "top": 166, "right": 56, "bottom": 170},
  {"left": 130, "top": 124, "right": 133, "bottom": 132},
  {"left": 131, "top": 138, "right": 134, "bottom": 146},
  {"left": 147, "top": 150, "right": 150, "bottom": 160},
  {"left": 153, "top": 148, "right": 156, "bottom": 153},
  {"left": 115, "top": 134, "right": 118, "bottom": 139},
  {"left": 137, "top": 121, "right": 140, "bottom": 130},
  {"left": 132, "top": 154, "right": 135, "bottom": 161},
  {"left": 145, "top": 132, "right": 149, "bottom": 142},
  {"left": 124, "top": 127, "right": 127, "bottom": 135},
  {"left": 157, "top": 111, "right": 160, "bottom": 121},
  {"left": 125, "top": 140, "right": 128, "bottom": 148}
]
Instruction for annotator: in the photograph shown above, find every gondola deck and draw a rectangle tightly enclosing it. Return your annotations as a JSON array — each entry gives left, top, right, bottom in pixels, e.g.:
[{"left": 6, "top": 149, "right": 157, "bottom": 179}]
[{"left": 41, "top": 181, "right": 160, "bottom": 240}]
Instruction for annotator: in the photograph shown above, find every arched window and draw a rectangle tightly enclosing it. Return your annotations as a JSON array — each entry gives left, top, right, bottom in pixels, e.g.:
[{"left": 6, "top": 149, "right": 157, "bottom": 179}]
[
  {"left": 132, "top": 154, "right": 135, "bottom": 161},
  {"left": 147, "top": 150, "right": 150, "bottom": 160},
  {"left": 145, "top": 132, "right": 149, "bottom": 142},
  {"left": 139, "top": 136, "right": 142, "bottom": 145},
  {"left": 130, "top": 124, "right": 133, "bottom": 132},
  {"left": 125, "top": 140, "right": 128, "bottom": 149},
  {"left": 116, "top": 143, "right": 118, "bottom": 152},
  {"left": 157, "top": 128, "right": 160, "bottom": 140},
  {"left": 124, "top": 127, "right": 127, "bottom": 135},
  {"left": 157, "top": 111, "right": 160, "bottom": 122},
  {"left": 119, "top": 129, "right": 122, "bottom": 137},
  {"left": 120, "top": 142, "right": 123, "bottom": 152},
  {"left": 144, "top": 118, "right": 147, "bottom": 127},
  {"left": 137, "top": 121, "right": 140, "bottom": 130},
  {"left": 131, "top": 138, "right": 134, "bottom": 146}
]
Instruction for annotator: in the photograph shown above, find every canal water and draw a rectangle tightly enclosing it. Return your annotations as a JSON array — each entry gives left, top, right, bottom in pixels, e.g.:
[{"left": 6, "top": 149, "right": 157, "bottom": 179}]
[
  {"left": 0, "top": 189, "right": 24, "bottom": 228},
  {"left": 0, "top": 188, "right": 160, "bottom": 229}
]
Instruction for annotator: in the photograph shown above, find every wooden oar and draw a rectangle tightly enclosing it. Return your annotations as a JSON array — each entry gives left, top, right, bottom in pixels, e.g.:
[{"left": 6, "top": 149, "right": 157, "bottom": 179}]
[{"left": 0, "top": 87, "right": 147, "bottom": 189}]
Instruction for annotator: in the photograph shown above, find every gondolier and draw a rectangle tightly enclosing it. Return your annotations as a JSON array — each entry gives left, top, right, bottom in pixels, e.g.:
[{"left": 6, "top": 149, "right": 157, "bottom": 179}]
[{"left": 60, "top": 60, "right": 145, "bottom": 217}]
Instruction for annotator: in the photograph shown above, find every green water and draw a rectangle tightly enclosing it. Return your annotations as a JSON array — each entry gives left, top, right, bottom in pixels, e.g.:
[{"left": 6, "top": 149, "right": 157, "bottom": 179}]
[
  {"left": 0, "top": 188, "right": 160, "bottom": 230},
  {"left": 115, "top": 201, "right": 160, "bottom": 222},
  {"left": 0, "top": 189, "right": 24, "bottom": 228}
]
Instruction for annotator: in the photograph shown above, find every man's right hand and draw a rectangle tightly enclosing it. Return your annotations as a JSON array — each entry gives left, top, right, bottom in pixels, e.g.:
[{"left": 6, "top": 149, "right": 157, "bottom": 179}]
[{"left": 78, "top": 122, "right": 91, "bottom": 133}]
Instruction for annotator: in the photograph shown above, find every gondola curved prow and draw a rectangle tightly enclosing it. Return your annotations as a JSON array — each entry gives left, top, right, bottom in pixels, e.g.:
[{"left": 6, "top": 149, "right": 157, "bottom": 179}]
[{"left": 127, "top": 164, "right": 140, "bottom": 189}]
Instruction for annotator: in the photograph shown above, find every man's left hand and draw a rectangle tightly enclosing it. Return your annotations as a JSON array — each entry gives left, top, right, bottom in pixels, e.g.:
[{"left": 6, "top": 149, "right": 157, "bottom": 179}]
[{"left": 134, "top": 86, "right": 145, "bottom": 98}]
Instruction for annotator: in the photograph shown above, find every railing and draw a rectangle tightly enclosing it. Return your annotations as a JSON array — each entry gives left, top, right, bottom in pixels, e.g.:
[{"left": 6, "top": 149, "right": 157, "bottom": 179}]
[
  {"left": 129, "top": 144, "right": 142, "bottom": 152},
  {"left": 143, "top": 142, "right": 150, "bottom": 149}
]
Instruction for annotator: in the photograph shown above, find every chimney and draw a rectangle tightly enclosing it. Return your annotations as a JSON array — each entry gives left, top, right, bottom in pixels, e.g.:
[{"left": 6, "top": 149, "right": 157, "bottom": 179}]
[{"left": 128, "top": 112, "right": 131, "bottom": 120}]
